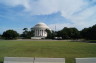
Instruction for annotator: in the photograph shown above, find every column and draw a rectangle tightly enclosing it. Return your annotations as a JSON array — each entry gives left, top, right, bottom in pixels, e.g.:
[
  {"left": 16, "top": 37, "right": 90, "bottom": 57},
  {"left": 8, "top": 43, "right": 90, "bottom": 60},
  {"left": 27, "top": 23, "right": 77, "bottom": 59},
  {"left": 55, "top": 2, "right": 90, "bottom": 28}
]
[
  {"left": 35, "top": 30, "right": 37, "bottom": 36},
  {"left": 37, "top": 30, "right": 39, "bottom": 37},
  {"left": 40, "top": 30, "right": 41, "bottom": 36},
  {"left": 39, "top": 30, "right": 40, "bottom": 36},
  {"left": 43, "top": 30, "right": 44, "bottom": 36},
  {"left": 35, "top": 30, "right": 36, "bottom": 36},
  {"left": 43, "top": 30, "right": 45, "bottom": 36},
  {"left": 36, "top": 30, "right": 38, "bottom": 36},
  {"left": 38, "top": 30, "right": 40, "bottom": 36},
  {"left": 36, "top": 30, "right": 38, "bottom": 37},
  {"left": 42, "top": 30, "right": 43, "bottom": 36}
]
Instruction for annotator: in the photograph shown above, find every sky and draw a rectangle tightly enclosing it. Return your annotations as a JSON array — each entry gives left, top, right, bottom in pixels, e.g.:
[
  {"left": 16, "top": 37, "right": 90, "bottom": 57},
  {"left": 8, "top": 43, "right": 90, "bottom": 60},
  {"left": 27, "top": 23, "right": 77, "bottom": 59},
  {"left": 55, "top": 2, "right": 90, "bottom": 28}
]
[{"left": 0, "top": 0, "right": 96, "bottom": 34}]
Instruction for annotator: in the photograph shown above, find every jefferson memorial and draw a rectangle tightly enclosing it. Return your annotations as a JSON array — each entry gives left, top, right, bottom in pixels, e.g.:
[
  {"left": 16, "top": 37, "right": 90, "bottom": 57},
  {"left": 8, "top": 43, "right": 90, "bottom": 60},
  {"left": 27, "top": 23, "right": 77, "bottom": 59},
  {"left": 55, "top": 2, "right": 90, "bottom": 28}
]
[{"left": 31, "top": 22, "right": 51, "bottom": 39}]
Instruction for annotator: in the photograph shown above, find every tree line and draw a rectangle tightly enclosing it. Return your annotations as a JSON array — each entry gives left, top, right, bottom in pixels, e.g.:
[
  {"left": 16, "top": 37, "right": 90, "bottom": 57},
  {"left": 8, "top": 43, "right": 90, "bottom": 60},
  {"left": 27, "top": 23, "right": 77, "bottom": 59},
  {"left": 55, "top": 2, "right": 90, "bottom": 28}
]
[
  {"left": 1, "top": 24, "right": 96, "bottom": 40},
  {"left": 1, "top": 28, "right": 34, "bottom": 40}
]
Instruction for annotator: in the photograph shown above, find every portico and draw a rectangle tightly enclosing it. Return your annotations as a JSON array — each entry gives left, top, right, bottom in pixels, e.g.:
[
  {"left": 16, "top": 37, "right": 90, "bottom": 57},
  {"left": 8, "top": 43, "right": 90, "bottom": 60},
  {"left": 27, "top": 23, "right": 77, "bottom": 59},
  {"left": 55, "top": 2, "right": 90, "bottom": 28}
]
[{"left": 34, "top": 29, "right": 47, "bottom": 37}]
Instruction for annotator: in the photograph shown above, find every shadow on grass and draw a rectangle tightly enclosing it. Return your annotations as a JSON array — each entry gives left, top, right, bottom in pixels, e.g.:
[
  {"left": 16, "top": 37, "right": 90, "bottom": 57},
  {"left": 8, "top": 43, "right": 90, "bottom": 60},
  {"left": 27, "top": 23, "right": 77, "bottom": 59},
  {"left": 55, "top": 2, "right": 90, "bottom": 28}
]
[
  {"left": 71, "top": 39, "right": 96, "bottom": 43},
  {"left": 87, "top": 41, "right": 96, "bottom": 43},
  {"left": 0, "top": 62, "right": 3, "bottom": 63}
]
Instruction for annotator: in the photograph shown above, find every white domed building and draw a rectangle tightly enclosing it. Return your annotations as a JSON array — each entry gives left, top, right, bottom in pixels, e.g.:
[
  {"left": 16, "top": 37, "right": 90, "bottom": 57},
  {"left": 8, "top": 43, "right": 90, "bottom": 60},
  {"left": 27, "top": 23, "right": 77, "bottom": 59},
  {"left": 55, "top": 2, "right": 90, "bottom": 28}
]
[{"left": 31, "top": 23, "right": 51, "bottom": 39}]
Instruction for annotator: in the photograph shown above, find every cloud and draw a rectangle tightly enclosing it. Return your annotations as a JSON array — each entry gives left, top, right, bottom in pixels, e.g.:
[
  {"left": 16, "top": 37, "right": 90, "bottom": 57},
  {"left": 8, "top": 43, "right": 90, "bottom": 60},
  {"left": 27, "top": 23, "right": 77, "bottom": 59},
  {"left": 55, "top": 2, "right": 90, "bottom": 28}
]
[
  {"left": 0, "top": 0, "right": 85, "bottom": 15},
  {"left": 0, "top": 0, "right": 30, "bottom": 10},
  {"left": 0, "top": 0, "right": 96, "bottom": 30}
]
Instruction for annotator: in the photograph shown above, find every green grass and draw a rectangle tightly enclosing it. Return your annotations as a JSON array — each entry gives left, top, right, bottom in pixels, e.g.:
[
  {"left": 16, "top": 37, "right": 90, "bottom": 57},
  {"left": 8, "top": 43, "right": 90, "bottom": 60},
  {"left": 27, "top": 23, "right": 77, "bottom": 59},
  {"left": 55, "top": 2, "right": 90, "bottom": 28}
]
[{"left": 0, "top": 40, "right": 96, "bottom": 63}]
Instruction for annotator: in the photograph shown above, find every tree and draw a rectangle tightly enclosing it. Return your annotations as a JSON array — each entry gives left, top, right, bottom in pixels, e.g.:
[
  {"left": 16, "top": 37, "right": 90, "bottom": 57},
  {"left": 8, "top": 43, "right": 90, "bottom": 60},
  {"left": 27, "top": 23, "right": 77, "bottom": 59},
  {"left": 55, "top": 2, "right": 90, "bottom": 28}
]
[
  {"left": 81, "top": 28, "right": 89, "bottom": 39},
  {"left": 20, "top": 28, "right": 34, "bottom": 39},
  {"left": 69, "top": 28, "right": 80, "bottom": 39},
  {"left": 57, "top": 28, "right": 68, "bottom": 39},
  {"left": 57, "top": 27, "right": 80, "bottom": 39},
  {"left": 45, "top": 29, "right": 56, "bottom": 39},
  {"left": 90, "top": 24, "right": 96, "bottom": 40},
  {"left": 23, "top": 28, "right": 28, "bottom": 32},
  {"left": 2, "top": 30, "right": 19, "bottom": 40},
  {"left": 45, "top": 29, "right": 52, "bottom": 39},
  {"left": 81, "top": 24, "right": 96, "bottom": 40},
  {"left": 0, "top": 34, "right": 1, "bottom": 39}
]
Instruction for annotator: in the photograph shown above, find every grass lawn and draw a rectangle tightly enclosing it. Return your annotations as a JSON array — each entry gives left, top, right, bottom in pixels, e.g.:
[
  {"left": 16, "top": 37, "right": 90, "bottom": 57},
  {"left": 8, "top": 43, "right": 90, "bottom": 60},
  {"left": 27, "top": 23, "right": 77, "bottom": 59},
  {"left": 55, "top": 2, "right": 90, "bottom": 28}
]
[{"left": 0, "top": 40, "right": 96, "bottom": 63}]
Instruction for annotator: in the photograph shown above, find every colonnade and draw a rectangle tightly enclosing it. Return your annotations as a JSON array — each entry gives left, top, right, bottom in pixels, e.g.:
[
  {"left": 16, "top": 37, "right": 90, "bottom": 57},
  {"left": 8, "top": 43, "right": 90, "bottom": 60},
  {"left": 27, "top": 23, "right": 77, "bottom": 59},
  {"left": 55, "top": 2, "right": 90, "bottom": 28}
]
[{"left": 34, "top": 29, "right": 47, "bottom": 37}]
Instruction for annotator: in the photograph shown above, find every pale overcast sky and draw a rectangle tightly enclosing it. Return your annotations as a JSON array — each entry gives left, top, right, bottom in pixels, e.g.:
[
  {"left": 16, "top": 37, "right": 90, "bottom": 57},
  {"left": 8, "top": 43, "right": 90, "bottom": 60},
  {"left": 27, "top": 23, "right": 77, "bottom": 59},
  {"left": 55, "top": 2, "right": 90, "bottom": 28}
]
[{"left": 0, "top": 0, "right": 96, "bottom": 34}]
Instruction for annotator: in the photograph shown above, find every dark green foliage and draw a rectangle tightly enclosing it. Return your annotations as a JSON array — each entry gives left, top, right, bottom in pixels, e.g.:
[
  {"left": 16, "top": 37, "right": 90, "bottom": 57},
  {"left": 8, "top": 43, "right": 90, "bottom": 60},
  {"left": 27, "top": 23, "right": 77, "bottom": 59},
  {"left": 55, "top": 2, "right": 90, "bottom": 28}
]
[
  {"left": 23, "top": 28, "right": 28, "bottom": 31},
  {"left": 57, "top": 27, "right": 80, "bottom": 39},
  {"left": 0, "top": 34, "right": 1, "bottom": 39},
  {"left": 2, "top": 30, "right": 19, "bottom": 40},
  {"left": 81, "top": 24, "right": 96, "bottom": 40},
  {"left": 20, "top": 28, "right": 34, "bottom": 39},
  {"left": 46, "top": 27, "right": 80, "bottom": 39},
  {"left": 45, "top": 29, "right": 55, "bottom": 39}
]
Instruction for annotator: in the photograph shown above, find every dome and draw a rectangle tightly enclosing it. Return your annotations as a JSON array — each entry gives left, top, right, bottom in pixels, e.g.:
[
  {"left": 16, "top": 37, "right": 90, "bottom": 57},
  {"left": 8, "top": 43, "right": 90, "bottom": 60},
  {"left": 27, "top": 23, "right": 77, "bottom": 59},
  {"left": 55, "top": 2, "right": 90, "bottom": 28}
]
[{"left": 33, "top": 22, "right": 50, "bottom": 29}]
